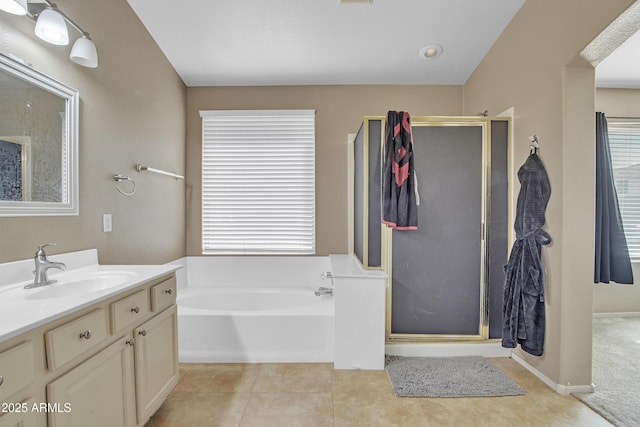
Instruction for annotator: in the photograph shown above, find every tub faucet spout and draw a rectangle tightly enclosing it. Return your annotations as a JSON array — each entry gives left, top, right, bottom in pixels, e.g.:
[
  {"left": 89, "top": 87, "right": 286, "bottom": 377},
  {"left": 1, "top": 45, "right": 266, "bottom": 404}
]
[
  {"left": 24, "top": 243, "right": 66, "bottom": 289},
  {"left": 314, "top": 287, "right": 333, "bottom": 297}
]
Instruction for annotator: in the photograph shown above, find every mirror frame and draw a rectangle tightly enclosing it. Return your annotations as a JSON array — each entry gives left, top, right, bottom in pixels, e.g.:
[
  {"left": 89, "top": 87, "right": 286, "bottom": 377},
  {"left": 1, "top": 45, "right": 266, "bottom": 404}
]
[{"left": 0, "top": 53, "right": 79, "bottom": 216}]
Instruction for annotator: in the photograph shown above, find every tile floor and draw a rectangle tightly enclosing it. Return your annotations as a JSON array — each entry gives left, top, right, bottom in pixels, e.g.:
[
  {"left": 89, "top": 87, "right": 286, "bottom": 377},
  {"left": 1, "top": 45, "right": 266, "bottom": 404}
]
[{"left": 145, "top": 358, "right": 611, "bottom": 427}]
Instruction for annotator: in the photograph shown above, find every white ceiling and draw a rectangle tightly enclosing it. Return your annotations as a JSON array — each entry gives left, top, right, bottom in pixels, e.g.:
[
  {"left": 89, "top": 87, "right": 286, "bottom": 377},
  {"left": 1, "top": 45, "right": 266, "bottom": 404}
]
[
  {"left": 596, "top": 30, "right": 640, "bottom": 88},
  {"left": 126, "top": 0, "right": 526, "bottom": 87}
]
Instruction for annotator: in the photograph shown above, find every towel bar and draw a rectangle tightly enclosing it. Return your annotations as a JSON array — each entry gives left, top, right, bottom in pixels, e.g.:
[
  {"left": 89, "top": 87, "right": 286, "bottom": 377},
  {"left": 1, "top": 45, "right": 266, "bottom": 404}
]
[{"left": 135, "top": 163, "right": 184, "bottom": 180}]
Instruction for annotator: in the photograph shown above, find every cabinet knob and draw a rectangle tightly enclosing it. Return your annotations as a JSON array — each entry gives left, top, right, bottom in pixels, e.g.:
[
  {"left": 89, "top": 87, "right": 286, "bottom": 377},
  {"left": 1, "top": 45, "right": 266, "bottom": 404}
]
[
  {"left": 79, "top": 330, "right": 92, "bottom": 340},
  {"left": 165, "top": 288, "right": 173, "bottom": 295},
  {"left": 125, "top": 339, "right": 135, "bottom": 346},
  {"left": 0, "top": 375, "right": 3, "bottom": 386},
  {"left": 138, "top": 330, "right": 147, "bottom": 337},
  {"left": 131, "top": 306, "right": 140, "bottom": 313}
]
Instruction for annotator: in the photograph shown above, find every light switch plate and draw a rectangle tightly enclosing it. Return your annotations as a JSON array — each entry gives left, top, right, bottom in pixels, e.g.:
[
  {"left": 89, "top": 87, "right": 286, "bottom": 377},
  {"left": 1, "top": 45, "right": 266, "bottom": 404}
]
[{"left": 103, "top": 214, "right": 112, "bottom": 232}]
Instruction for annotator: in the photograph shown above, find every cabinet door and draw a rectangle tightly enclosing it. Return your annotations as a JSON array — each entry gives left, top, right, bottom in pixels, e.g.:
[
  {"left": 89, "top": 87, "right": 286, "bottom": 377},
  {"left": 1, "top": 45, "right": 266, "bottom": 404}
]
[
  {"left": 0, "top": 399, "right": 38, "bottom": 427},
  {"left": 134, "top": 306, "right": 178, "bottom": 425},
  {"left": 47, "top": 337, "right": 136, "bottom": 427}
]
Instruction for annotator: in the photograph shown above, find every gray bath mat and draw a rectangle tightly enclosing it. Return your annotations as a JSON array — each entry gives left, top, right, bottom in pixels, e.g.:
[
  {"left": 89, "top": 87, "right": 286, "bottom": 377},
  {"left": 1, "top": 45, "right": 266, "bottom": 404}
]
[{"left": 385, "top": 356, "right": 525, "bottom": 398}]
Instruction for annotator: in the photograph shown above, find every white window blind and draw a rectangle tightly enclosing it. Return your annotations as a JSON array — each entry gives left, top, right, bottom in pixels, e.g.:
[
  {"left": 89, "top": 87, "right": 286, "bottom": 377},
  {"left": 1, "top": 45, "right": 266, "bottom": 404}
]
[
  {"left": 200, "top": 110, "right": 316, "bottom": 254},
  {"left": 608, "top": 118, "right": 640, "bottom": 258}
]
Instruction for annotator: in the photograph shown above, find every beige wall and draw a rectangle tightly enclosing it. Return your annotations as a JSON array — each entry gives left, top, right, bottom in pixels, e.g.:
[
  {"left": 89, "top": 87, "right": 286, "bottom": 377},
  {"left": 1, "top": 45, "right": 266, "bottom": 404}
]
[
  {"left": 463, "top": 0, "right": 635, "bottom": 388},
  {"left": 0, "top": 0, "right": 186, "bottom": 264},
  {"left": 186, "top": 85, "right": 463, "bottom": 256},
  {"left": 594, "top": 88, "right": 640, "bottom": 313}
]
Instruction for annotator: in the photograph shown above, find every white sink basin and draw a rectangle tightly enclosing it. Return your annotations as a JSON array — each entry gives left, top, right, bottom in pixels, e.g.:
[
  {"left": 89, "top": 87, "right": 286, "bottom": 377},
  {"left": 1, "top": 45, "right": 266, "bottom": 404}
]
[{"left": 26, "top": 271, "right": 138, "bottom": 300}]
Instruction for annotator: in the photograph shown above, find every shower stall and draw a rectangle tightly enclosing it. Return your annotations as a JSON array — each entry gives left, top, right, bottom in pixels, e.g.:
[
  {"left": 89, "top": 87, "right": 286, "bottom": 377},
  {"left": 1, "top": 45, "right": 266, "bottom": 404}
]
[{"left": 352, "top": 116, "right": 510, "bottom": 343}]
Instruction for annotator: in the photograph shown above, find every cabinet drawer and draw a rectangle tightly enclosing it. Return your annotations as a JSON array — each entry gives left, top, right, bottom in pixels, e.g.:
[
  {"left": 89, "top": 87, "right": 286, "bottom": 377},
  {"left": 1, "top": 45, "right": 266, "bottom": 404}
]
[
  {"left": 111, "top": 289, "right": 149, "bottom": 334},
  {"left": 45, "top": 309, "right": 107, "bottom": 371},
  {"left": 150, "top": 276, "right": 176, "bottom": 312},
  {"left": 0, "top": 342, "right": 34, "bottom": 402}
]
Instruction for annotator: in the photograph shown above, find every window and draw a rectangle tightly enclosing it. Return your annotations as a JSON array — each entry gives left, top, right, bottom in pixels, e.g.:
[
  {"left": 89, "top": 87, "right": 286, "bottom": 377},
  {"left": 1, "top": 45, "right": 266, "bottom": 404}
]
[
  {"left": 200, "top": 110, "right": 316, "bottom": 254},
  {"left": 608, "top": 118, "right": 640, "bottom": 258}
]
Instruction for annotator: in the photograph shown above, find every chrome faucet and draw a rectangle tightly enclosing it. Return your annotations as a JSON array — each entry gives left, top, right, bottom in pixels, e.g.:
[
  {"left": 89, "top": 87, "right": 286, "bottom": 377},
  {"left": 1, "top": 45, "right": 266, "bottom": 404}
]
[
  {"left": 24, "top": 243, "right": 66, "bottom": 289},
  {"left": 314, "top": 287, "right": 333, "bottom": 297},
  {"left": 315, "top": 271, "right": 334, "bottom": 296}
]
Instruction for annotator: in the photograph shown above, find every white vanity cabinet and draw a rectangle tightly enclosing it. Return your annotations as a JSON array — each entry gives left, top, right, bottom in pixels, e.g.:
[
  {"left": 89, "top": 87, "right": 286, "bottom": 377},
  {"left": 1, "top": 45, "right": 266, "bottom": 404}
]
[{"left": 0, "top": 272, "right": 178, "bottom": 427}]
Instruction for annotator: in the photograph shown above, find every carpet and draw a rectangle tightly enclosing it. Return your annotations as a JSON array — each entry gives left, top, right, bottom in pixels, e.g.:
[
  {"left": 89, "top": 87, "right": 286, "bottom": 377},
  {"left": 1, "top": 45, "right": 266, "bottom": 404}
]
[
  {"left": 573, "top": 317, "right": 640, "bottom": 427},
  {"left": 385, "top": 355, "right": 525, "bottom": 398}
]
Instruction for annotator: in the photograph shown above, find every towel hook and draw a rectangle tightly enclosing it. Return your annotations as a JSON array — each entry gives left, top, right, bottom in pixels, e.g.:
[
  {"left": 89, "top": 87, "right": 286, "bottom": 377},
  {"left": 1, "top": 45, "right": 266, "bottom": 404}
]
[
  {"left": 114, "top": 174, "right": 136, "bottom": 196},
  {"left": 529, "top": 135, "right": 539, "bottom": 154}
]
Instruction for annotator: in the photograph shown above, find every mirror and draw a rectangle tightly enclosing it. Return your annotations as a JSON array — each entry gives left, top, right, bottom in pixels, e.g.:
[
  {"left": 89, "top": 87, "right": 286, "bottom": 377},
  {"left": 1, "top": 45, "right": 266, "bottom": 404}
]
[{"left": 0, "top": 53, "right": 78, "bottom": 216}]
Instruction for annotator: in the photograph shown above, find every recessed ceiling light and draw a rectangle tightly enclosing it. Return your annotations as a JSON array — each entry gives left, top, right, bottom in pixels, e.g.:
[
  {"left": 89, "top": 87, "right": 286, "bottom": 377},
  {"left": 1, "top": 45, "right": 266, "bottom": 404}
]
[{"left": 419, "top": 44, "right": 443, "bottom": 60}]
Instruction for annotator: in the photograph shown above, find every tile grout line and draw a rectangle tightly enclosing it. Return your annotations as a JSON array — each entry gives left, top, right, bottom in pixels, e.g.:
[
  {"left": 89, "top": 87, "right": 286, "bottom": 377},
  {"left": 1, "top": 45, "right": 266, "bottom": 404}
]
[{"left": 241, "top": 363, "right": 267, "bottom": 425}]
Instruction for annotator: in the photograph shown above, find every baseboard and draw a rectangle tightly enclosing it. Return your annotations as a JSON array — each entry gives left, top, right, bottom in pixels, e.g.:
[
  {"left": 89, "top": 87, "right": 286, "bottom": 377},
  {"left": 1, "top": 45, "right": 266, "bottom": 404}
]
[
  {"left": 593, "top": 311, "right": 640, "bottom": 318},
  {"left": 385, "top": 341, "right": 512, "bottom": 358},
  {"left": 511, "top": 352, "right": 595, "bottom": 395}
]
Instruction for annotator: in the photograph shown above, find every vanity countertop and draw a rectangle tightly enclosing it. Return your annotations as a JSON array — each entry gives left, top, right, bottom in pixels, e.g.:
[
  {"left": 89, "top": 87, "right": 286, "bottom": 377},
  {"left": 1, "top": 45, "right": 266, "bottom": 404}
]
[{"left": 0, "top": 249, "right": 180, "bottom": 343}]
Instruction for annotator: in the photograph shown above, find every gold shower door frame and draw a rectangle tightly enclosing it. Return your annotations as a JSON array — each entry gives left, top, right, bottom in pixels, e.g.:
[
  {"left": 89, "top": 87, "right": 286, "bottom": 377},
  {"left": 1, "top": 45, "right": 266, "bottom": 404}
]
[
  {"left": 358, "top": 117, "right": 385, "bottom": 270},
  {"left": 381, "top": 116, "right": 495, "bottom": 343}
]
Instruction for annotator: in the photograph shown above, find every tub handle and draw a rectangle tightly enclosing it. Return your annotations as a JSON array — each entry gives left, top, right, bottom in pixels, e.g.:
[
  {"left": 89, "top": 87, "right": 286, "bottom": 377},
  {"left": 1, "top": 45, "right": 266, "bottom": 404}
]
[{"left": 321, "top": 271, "right": 333, "bottom": 279}]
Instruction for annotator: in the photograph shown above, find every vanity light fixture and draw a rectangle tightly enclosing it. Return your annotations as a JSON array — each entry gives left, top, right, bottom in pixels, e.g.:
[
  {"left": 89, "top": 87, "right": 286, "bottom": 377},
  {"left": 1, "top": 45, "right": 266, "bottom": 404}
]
[
  {"left": 0, "top": 0, "right": 99, "bottom": 68},
  {"left": 0, "top": 0, "right": 27, "bottom": 15},
  {"left": 34, "top": 6, "right": 69, "bottom": 45}
]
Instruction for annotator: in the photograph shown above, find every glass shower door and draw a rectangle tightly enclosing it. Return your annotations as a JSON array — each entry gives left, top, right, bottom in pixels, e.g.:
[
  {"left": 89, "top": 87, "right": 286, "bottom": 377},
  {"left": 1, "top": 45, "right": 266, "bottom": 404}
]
[{"left": 389, "top": 122, "right": 488, "bottom": 339}]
